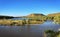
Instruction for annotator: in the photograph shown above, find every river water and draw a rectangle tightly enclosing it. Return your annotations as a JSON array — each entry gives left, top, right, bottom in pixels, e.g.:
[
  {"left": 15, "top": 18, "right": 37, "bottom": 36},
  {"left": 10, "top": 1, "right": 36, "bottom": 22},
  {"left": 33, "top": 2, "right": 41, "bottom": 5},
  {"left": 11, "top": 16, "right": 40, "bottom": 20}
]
[{"left": 0, "top": 20, "right": 60, "bottom": 37}]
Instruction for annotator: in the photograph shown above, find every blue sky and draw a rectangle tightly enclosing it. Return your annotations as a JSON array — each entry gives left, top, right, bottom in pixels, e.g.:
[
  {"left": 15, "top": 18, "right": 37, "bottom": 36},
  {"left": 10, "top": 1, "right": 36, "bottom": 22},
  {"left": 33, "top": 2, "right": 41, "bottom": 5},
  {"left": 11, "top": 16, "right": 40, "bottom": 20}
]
[{"left": 0, "top": 0, "right": 60, "bottom": 16}]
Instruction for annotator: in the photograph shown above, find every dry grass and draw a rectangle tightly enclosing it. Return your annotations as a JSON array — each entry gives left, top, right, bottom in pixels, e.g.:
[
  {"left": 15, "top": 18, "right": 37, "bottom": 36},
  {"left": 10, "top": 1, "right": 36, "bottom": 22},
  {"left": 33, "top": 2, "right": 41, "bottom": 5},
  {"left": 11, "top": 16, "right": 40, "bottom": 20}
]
[{"left": 0, "top": 19, "right": 44, "bottom": 26}]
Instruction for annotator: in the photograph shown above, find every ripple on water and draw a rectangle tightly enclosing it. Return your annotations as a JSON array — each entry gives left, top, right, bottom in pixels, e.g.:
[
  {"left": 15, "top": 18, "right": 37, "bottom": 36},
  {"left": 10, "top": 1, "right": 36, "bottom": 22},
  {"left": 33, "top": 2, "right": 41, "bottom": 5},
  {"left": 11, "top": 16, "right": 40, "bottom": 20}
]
[{"left": 0, "top": 21, "right": 60, "bottom": 37}]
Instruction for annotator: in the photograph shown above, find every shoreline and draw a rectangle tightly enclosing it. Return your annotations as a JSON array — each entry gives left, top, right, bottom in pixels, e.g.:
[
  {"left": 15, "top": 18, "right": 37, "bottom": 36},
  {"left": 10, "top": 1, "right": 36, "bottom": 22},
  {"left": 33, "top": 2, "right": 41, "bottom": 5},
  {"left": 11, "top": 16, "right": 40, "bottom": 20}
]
[{"left": 0, "top": 19, "right": 44, "bottom": 26}]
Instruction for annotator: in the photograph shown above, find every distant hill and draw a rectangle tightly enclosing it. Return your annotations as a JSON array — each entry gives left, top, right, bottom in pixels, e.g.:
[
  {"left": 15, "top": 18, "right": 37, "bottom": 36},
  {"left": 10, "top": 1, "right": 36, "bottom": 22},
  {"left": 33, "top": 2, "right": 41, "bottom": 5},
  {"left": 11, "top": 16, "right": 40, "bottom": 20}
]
[
  {"left": 47, "top": 13, "right": 60, "bottom": 17},
  {"left": 0, "top": 15, "right": 14, "bottom": 19},
  {"left": 0, "top": 13, "right": 60, "bottom": 19},
  {"left": 28, "top": 13, "right": 44, "bottom": 16},
  {"left": 26, "top": 13, "right": 45, "bottom": 18},
  {"left": 18, "top": 13, "right": 45, "bottom": 18},
  {"left": 16, "top": 13, "right": 60, "bottom": 18}
]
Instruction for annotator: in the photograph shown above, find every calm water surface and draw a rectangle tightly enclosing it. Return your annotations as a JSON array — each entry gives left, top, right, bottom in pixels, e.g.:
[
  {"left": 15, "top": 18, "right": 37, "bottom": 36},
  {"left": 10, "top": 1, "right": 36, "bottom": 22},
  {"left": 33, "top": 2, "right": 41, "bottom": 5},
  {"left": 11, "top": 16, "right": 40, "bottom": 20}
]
[{"left": 0, "top": 20, "right": 60, "bottom": 37}]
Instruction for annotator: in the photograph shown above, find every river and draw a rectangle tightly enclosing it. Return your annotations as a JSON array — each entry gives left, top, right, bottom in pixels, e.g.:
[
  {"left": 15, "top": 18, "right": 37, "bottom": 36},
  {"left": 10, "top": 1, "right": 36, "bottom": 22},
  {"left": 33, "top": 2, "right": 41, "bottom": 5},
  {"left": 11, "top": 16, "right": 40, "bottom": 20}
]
[{"left": 0, "top": 20, "right": 60, "bottom": 37}]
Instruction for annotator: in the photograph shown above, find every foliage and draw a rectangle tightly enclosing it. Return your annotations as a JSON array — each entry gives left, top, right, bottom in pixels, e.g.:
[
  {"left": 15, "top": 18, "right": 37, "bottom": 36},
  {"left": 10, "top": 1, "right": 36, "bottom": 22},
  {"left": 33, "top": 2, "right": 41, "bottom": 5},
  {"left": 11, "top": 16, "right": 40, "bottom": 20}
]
[
  {"left": 54, "top": 15, "right": 60, "bottom": 24},
  {"left": 45, "top": 30, "right": 60, "bottom": 37}
]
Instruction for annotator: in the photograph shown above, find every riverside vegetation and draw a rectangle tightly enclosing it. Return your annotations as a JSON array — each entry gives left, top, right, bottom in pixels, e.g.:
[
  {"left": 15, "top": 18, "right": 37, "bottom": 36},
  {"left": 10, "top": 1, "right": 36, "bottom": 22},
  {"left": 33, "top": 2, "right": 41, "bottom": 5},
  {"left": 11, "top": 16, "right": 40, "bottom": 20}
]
[
  {"left": 47, "top": 13, "right": 60, "bottom": 24},
  {"left": 44, "top": 30, "right": 60, "bottom": 37},
  {"left": 0, "top": 13, "right": 60, "bottom": 26}
]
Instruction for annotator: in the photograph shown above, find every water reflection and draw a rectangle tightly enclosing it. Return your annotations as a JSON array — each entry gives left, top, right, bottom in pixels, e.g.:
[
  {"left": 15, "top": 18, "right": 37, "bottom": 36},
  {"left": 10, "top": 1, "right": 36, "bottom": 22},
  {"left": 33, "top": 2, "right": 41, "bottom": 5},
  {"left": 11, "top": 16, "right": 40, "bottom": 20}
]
[{"left": 0, "top": 21, "right": 60, "bottom": 37}]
